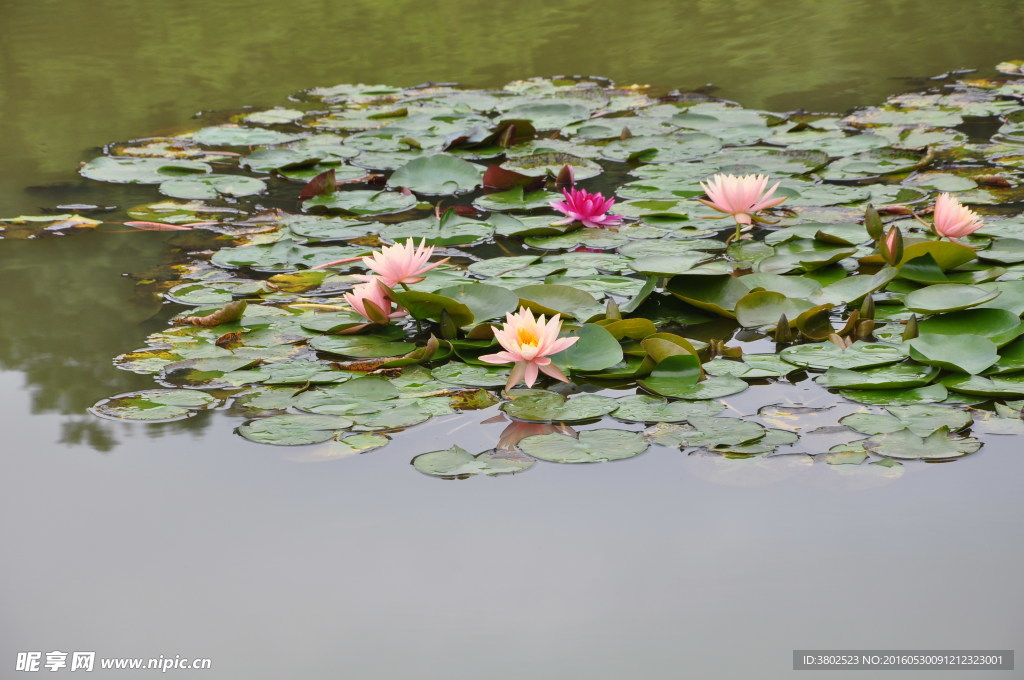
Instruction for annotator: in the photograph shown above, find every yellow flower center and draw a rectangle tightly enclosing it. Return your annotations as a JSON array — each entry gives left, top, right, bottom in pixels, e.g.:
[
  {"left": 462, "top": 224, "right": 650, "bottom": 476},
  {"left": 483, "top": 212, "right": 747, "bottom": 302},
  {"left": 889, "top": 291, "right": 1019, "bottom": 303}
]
[{"left": 516, "top": 327, "right": 539, "bottom": 347}]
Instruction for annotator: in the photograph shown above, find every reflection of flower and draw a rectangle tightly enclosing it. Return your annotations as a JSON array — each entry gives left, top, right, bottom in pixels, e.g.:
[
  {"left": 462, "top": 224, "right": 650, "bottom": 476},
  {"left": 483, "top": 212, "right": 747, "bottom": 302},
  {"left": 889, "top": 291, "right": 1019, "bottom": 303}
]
[
  {"left": 697, "top": 173, "right": 786, "bottom": 227},
  {"left": 551, "top": 187, "right": 623, "bottom": 228},
  {"left": 343, "top": 278, "right": 406, "bottom": 322},
  {"left": 355, "top": 239, "right": 448, "bottom": 287},
  {"left": 497, "top": 420, "right": 576, "bottom": 451},
  {"left": 933, "top": 193, "right": 984, "bottom": 240},
  {"left": 480, "top": 307, "right": 579, "bottom": 390}
]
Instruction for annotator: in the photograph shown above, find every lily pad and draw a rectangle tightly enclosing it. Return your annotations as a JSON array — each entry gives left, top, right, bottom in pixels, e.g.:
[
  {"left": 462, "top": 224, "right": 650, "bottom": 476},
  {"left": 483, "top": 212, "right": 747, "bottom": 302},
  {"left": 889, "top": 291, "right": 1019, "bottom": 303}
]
[
  {"left": 518, "top": 429, "right": 649, "bottom": 463},
  {"left": 781, "top": 342, "right": 905, "bottom": 370},
  {"left": 412, "top": 446, "right": 535, "bottom": 478},
  {"left": 501, "top": 392, "right": 617, "bottom": 422},
  {"left": 304, "top": 190, "right": 418, "bottom": 215},
  {"left": 237, "top": 414, "right": 354, "bottom": 446},
  {"left": 611, "top": 395, "right": 725, "bottom": 422},
  {"left": 904, "top": 284, "right": 1000, "bottom": 313},
  {"left": 864, "top": 427, "right": 981, "bottom": 460},
  {"left": 907, "top": 333, "right": 999, "bottom": 375},
  {"left": 90, "top": 389, "right": 217, "bottom": 422},
  {"left": 388, "top": 155, "right": 483, "bottom": 195}
]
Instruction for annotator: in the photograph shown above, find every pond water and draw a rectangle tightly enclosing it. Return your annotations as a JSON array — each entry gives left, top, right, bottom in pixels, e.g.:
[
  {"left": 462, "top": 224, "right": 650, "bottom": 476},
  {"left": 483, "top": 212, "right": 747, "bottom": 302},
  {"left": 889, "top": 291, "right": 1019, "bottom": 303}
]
[{"left": 2, "top": 2, "right": 1023, "bottom": 678}]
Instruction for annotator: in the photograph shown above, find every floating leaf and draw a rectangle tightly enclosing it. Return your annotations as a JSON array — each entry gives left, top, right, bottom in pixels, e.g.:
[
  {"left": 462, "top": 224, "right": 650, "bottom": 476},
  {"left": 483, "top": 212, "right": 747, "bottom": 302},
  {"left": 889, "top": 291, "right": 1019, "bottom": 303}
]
[
  {"left": 611, "top": 395, "right": 724, "bottom": 422},
  {"left": 412, "top": 446, "right": 535, "bottom": 478},
  {"left": 237, "top": 414, "right": 354, "bottom": 445},
  {"left": 90, "top": 389, "right": 217, "bottom": 422},
  {"left": 817, "top": 363, "right": 939, "bottom": 389},
  {"left": 904, "top": 284, "right": 1000, "bottom": 313},
  {"left": 864, "top": 427, "right": 981, "bottom": 460},
  {"left": 388, "top": 155, "right": 483, "bottom": 195},
  {"left": 907, "top": 333, "right": 999, "bottom": 375},
  {"left": 518, "top": 429, "right": 649, "bottom": 463},
  {"left": 501, "top": 392, "right": 616, "bottom": 423},
  {"left": 781, "top": 341, "right": 905, "bottom": 370},
  {"left": 304, "top": 189, "right": 418, "bottom": 215}
]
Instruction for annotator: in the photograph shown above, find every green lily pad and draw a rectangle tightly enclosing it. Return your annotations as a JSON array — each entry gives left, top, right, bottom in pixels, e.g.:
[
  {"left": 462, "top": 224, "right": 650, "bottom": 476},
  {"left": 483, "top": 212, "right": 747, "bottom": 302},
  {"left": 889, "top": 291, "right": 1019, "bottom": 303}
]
[
  {"left": 735, "top": 290, "right": 814, "bottom": 328},
  {"left": 551, "top": 324, "right": 623, "bottom": 372},
  {"left": 434, "top": 283, "right": 519, "bottom": 323},
  {"left": 704, "top": 355, "right": 800, "bottom": 378},
  {"left": 473, "top": 186, "right": 557, "bottom": 211},
  {"left": 309, "top": 335, "right": 418, "bottom": 358},
  {"left": 237, "top": 414, "right": 354, "bottom": 445},
  {"left": 191, "top": 125, "right": 301, "bottom": 146},
  {"left": 515, "top": 284, "right": 601, "bottom": 321},
  {"left": 501, "top": 392, "right": 617, "bottom": 423},
  {"left": 864, "top": 427, "right": 981, "bottom": 460},
  {"left": 839, "top": 384, "right": 949, "bottom": 405},
  {"left": 80, "top": 157, "right": 211, "bottom": 184},
  {"left": 904, "top": 284, "right": 1000, "bottom": 313},
  {"left": 90, "top": 389, "right": 217, "bottom": 422},
  {"left": 654, "top": 416, "right": 767, "bottom": 449},
  {"left": 304, "top": 190, "right": 418, "bottom": 215},
  {"left": 941, "top": 374, "right": 1024, "bottom": 397},
  {"left": 907, "top": 333, "right": 999, "bottom": 375},
  {"left": 822, "top": 444, "right": 869, "bottom": 466},
  {"left": 412, "top": 446, "right": 535, "bottom": 478},
  {"left": 641, "top": 359, "right": 748, "bottom": 400},
  {"left": 388, "top": 155, "right": 483, "bottom": 195},
  {"left": 518, "top": 429, "right": 649, "bottom": 463},
  {"left": 781, "top": 341, "right": 905, "bottom": 370},
  {"left": 917, "top": 308, "right": 1024, "bottom": 347},
  {"left": 817, "top": 363, "right": 939, "bottom": 389},
  {"left": 611, "top": 394, "right": 725, "bottom": 422},
  {"left": 431, "top": 363, "right": 510, "bottom": 388},
  {"left": 665, "top": 274, "right": 749, "bottom": 318},
  {"left": 383, "top": 214, "right": 494, "bottom": 246},
  {"left": 159, "top": 174, "right": 266, "bottom": 199}
]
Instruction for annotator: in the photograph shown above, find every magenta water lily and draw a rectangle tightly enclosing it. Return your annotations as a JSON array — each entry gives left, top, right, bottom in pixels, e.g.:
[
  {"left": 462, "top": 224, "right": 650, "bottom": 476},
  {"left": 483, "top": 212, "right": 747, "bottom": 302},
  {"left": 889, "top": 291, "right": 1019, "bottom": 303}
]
[{"left": 551, "top": 186, "right": 623, "bottom": 229}]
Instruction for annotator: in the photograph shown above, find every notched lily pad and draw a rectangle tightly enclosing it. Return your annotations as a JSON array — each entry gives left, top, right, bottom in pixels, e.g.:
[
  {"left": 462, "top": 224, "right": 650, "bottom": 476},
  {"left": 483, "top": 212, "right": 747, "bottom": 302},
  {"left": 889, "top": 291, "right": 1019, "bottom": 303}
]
[
  {"left": 518, "top": 429, "right": 649, "bottom": 463},
  {"left": 412, "top": 445, "right": 535, "bottom": 478}
]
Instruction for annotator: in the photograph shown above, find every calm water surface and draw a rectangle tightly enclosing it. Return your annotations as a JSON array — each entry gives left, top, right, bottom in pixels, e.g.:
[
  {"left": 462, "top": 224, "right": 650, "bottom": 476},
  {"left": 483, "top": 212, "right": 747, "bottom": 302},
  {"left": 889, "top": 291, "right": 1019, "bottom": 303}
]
[{"left": 1, "top": 2, "right": 1023, "bottom": 678}]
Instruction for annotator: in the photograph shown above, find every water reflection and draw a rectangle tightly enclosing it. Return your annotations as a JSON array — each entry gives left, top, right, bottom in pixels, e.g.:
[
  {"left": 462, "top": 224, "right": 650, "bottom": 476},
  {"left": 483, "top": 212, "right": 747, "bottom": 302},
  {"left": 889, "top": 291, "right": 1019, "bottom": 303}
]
[{"left": 0, "top": 224, "right": 221, "bottom": 450}]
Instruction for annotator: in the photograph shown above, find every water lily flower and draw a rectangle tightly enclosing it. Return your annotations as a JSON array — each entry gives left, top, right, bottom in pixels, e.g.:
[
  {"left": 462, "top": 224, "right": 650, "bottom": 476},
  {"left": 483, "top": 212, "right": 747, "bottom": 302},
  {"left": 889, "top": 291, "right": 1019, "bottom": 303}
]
[
  {"left": 932, "top": 193, "right": 984, "bottom": 240},
  {"left": 353, "top": 239, "right": 449, "bottom": 288},
  {"left": 480, "top": 307, "right": 580, "bottom": 391},
  {"left": 551, "top": 187, "right": 623, "bottom": 229},
  {"left": 697, "top": 173, "right": 786, "bottom": 236},
  {"left": 343, "top": 278, "right": 406, "bottom": 323}
]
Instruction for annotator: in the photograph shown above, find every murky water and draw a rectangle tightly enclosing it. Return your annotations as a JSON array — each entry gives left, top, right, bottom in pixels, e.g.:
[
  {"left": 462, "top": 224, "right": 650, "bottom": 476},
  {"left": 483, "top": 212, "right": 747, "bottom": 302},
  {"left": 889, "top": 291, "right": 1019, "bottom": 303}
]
[{"left": 1, "top": 2, "right": 1023, "bottom": 678}]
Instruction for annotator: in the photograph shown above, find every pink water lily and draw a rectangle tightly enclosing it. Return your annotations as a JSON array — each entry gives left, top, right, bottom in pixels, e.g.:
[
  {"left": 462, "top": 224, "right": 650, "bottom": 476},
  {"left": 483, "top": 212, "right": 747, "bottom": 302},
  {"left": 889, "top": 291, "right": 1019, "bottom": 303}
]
[
  {"left": 343, "top": 278, "right": 406, "bottom": 323},
  {"left": 551, "top": 187, "right": 623, "bottom": 229},
  {"left": 353, "top": 239, "right": 449, "bottom": 287},
  {"left": 697, "top": 173, "right": 787, "bottom": 228},
  {"left": 932, "top": 193, "right": 984, "bottom": 240},
  {"left": 480, "top": 307, "right": 580, "bottom": 391}
]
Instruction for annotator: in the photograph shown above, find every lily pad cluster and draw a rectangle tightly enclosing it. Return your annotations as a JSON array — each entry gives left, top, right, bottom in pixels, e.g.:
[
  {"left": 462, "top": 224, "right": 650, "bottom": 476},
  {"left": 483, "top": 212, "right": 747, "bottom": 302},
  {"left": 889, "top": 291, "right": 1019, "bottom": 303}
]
[{"left": 52, "top": 65, "right": 1024, "bottom": 479}]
